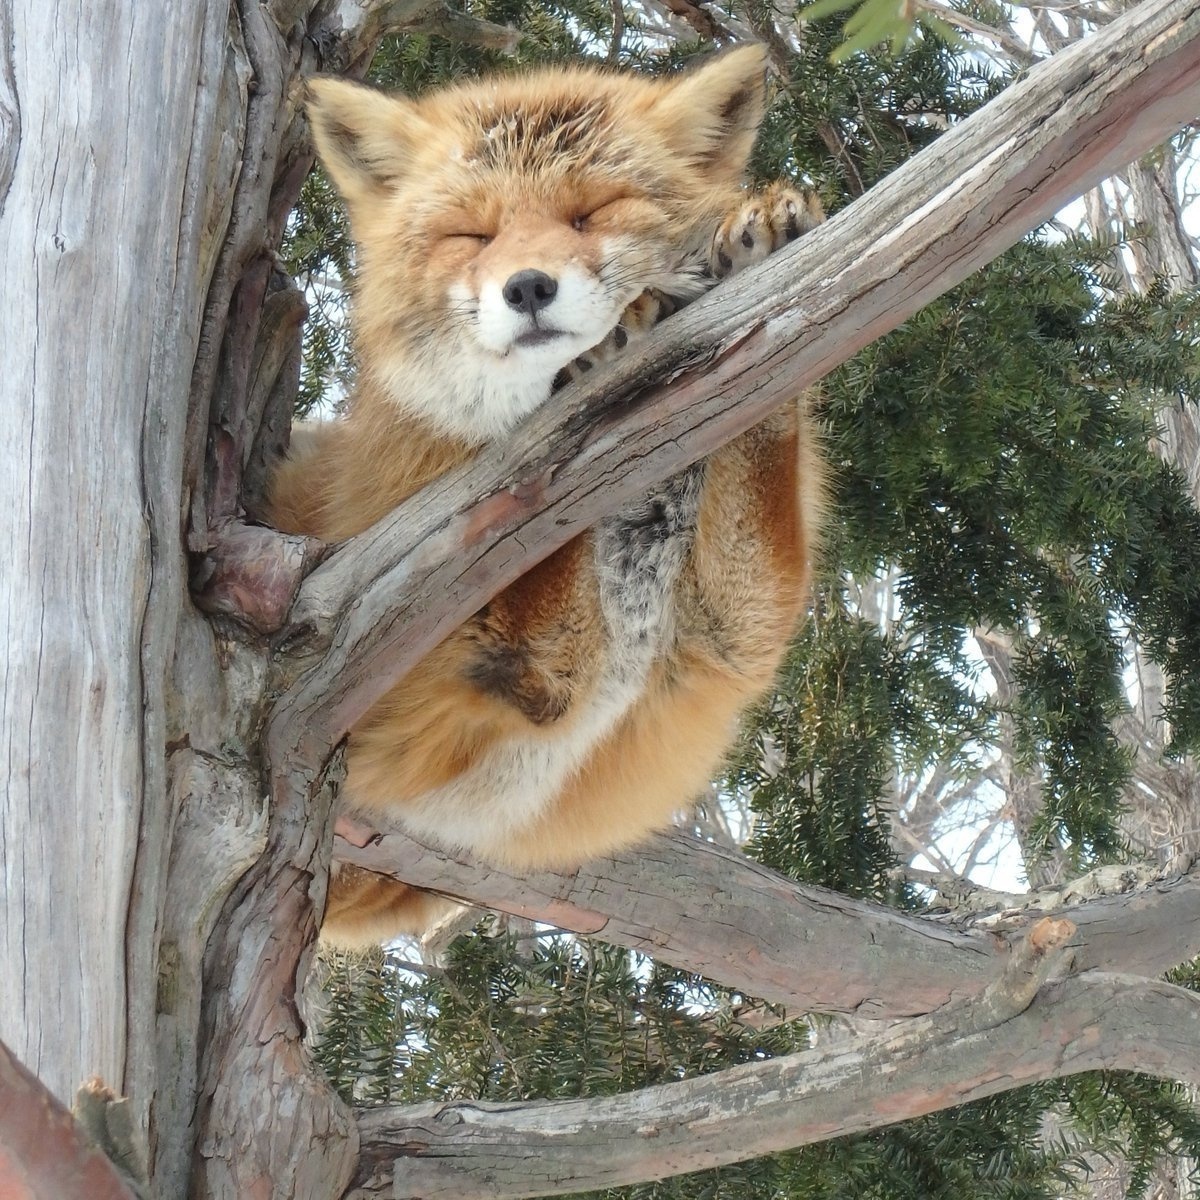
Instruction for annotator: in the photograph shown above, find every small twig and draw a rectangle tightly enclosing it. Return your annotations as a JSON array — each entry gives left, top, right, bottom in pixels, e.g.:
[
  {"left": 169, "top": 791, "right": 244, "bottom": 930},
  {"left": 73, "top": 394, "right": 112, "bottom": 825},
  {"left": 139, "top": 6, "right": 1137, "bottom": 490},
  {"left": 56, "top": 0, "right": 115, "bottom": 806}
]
[
  {"left": 912, "top": 0, "right": 1039, "bottom": 64},
  {"left": 967, "top": 916, "right": 1076, "bottom": 1030},
  {"left": 899, "top": 866, "right": 1028, "bottom": 914},
  {"left": 386, "top": 957, "right": 447, "bottom": 977},
  {"left": 815, "top": 119, "right": 867, "bottom": 199},
  {"left": 403, "top": 4, "right": 522, "bottom": 52},
  {"left": 655, "top": 0, "right": 734, "bottom": 42}
]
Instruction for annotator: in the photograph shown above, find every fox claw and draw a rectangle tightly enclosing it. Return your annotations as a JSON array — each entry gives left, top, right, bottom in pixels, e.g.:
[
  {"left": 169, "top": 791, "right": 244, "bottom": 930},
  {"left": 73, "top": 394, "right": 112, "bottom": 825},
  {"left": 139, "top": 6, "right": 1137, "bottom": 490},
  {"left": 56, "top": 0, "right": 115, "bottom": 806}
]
[
  {"left": 710, "top": 183, "right": 825, "bottom": 279},
  {"left": 556, "top": 186, "right": 822, "bottom": 390}
]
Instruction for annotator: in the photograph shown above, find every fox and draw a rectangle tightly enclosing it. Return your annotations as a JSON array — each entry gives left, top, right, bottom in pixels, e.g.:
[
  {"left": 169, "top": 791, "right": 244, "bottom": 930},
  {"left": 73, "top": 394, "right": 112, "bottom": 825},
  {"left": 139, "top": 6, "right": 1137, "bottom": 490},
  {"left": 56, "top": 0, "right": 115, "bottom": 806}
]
[{"left": 267, "top": 46, "right": 826, "bottom": 945}]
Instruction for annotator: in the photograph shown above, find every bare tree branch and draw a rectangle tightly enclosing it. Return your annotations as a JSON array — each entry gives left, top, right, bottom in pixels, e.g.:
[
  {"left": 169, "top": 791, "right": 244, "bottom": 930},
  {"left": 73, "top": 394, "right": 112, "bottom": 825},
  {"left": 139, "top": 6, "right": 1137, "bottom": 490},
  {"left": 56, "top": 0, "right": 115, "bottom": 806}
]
[
  {"left": 653, "top": 0, "right": 734, "bottom": 42},
  {"left": 913, "top": 0, "right": 1039, "bottom": 64},
  {"left": 337, "top": 824, "right": 993, "bottom": 1016},
  {"left": 397, "top": 5, "right": 522, "bottom": 50},
  {"left": 335, "top": 822, "right": 1200, "bottom": 1017},
  {"left": 319, "top": 0, "right": 517, "bottom": 56},
  {"left": 348, "top": 966, "right": 1200, "bottom": 1199}
]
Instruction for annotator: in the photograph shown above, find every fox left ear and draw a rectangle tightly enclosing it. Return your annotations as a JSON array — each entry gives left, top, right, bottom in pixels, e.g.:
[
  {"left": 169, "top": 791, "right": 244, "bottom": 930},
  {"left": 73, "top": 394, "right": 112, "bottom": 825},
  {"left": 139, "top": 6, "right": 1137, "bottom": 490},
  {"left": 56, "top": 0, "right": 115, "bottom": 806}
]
[{"left": 648, "top": 46, "right": 768, "bottom": 183}]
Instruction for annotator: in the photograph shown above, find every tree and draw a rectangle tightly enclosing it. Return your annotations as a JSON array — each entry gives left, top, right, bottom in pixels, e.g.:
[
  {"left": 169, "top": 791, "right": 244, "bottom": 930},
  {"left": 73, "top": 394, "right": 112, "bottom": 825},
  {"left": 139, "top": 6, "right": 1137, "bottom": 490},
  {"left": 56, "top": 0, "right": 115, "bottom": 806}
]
[{"left": 3, "top": 2, "right": 1200, "bottom": 1199}]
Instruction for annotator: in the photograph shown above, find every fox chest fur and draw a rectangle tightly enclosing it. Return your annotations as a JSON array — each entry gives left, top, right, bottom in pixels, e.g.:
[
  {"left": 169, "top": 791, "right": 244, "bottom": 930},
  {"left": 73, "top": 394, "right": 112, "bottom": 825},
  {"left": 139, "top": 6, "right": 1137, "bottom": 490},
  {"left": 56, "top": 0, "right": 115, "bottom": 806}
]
[
  {"left": 266, "top": 48, "right": 824, "bottom": 944},
  {"left": 408, "top": 466, "right": 706, "bottom": 852}
]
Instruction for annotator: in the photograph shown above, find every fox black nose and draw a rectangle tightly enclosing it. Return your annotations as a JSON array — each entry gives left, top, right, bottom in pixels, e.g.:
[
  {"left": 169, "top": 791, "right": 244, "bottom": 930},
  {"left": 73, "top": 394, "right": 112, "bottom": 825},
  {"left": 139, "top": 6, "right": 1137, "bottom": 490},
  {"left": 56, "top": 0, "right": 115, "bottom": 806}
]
[{"left": 503, "top": 269, "right": 558, "bottom": 316}]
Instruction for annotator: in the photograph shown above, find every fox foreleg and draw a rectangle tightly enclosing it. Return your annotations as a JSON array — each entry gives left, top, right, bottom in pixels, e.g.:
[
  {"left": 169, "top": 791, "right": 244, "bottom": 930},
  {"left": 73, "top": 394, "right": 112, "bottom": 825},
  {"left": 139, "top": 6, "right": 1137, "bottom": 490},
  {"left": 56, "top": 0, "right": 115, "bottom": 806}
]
[
  {"left": 684, "top": 183, "right": 827, "bottom": 675},
  {"left": 470, "top": 185, "right": 826, "bottom": 724},
  {"left": 559, "top": 183, "right": 824, "bottom": 387}
]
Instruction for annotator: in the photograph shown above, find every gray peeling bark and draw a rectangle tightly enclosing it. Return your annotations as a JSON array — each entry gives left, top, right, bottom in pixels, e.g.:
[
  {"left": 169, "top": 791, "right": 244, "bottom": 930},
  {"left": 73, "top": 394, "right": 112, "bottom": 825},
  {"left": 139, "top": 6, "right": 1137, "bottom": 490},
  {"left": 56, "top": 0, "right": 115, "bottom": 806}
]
[
  {"left": 0, "top": 0, "right": 242, "bottom": 1131},
  {"left": 335, "top": 825, "right": 1200, "bottom": 1019},
  {"left": 183, "top": 13, "right": 373, "bottom": 1200},
  {"left": 348, "top": 960, "right": 1200, "bottom": 1198}
]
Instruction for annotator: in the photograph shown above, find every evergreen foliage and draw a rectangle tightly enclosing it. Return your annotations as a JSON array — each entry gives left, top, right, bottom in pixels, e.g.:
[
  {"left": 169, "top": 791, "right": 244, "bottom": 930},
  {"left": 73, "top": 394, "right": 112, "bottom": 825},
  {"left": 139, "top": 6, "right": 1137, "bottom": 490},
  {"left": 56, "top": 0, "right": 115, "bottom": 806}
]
[
  {"left": 730, "top": 598, "right": 989, "bottom": 900},
  {"left": 291, "top": 6, "right": 1200, "bottom": 1195},
  {"left": 824, "top": 240, "right": 1200, "bottom": 862},
  {"left": 313, "top": 932, "right": 1200, "bottom": 1199}
]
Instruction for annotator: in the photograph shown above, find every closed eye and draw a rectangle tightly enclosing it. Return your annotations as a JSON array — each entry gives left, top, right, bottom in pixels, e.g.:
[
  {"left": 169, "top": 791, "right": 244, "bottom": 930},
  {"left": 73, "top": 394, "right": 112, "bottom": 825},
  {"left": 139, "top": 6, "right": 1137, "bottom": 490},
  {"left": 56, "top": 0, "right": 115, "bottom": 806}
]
[
  {"left": 572, "top": 196, "right": 633, "bottom": 232},
  {"left": 447, "top": 232, "right": 492, "bottom": 245}
]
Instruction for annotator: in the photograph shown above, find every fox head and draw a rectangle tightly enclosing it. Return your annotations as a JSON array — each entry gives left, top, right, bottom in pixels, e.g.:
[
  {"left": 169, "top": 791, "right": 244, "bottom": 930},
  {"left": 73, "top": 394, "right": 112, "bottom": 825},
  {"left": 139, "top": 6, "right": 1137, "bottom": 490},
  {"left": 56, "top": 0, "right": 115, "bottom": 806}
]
[{"left": 306, "top": 48, "right": 769, "bottom": 443}]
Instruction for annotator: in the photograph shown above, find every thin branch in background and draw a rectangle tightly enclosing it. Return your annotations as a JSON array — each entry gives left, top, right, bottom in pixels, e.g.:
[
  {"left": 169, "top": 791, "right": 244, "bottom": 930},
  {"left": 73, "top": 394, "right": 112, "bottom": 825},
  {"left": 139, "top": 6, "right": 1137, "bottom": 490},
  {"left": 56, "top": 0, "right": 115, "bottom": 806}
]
[
  {"left": 913, "top": 0, "right": 1039, "bottom": 64},
  {"left": 893, "top": 819, "right": 958, "bottom": 873},
  {"left": 959, "top": 812, "right": 1013, "bottom": 879},
  {"left": 401, "top": 4, "right": 522, "bottom": 51},
  {"left": 653, "top": 0, "right": 735, "bottom": 41},
  {"left": 607, "top": 0, "right": 625, "bottom": 60},
  {"left": 814, "top": 119, "right": 868, "bottom": 198}
]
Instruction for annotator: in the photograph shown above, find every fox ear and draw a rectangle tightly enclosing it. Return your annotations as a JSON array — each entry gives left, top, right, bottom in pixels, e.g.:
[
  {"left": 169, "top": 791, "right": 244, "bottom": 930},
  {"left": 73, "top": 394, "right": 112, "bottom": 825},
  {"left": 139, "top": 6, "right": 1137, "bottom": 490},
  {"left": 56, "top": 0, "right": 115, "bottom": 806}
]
[
  {"left": 305, "top": 77, "right": 425, "bottom": 207},
  {"left": 648, "top": 46, "right": 768, "bottom": 183}
]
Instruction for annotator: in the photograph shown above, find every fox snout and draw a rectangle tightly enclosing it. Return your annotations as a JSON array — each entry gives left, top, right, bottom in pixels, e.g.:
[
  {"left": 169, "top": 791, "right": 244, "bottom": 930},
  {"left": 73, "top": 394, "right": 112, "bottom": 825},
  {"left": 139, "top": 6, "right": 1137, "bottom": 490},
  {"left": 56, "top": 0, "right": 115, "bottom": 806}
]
[
  {"left": 468, "top": 231, "right": 617, "bottom": 360},
  {"left": 502, "top": 269, "right": 559, "bottom": 317}
]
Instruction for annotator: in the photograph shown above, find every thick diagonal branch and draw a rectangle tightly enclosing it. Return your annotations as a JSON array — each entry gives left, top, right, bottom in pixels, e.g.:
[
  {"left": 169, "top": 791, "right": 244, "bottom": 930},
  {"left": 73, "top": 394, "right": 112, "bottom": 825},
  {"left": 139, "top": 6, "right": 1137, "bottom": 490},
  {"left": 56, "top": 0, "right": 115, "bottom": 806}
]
[
  {"left": 348, "top": 970, "right": 1200, "bottom": 1199},
  {"left": 0, "top": 1041, "right": 140, "bottom": 1200},
  {"left": 272, "top": 0, "right": 1200, "bottom": 763}
]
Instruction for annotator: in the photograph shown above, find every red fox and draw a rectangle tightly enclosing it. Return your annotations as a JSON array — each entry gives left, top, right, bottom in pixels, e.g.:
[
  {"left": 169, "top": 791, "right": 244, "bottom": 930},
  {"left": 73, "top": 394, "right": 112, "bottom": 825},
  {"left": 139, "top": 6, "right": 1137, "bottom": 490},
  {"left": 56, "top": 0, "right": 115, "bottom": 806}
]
[{"left": 268, "top": 47, "right": 826, "bottom": 945}]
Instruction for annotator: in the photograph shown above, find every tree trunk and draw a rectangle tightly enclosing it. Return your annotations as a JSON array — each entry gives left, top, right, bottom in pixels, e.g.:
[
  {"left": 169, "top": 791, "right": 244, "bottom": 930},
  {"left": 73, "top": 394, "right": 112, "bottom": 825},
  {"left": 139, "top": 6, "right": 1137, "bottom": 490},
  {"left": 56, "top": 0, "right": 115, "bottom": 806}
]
[
  {"left": 0, "top": 2, "right": 383, "bottom": 1195},
  {"left": 0, "top": 0, "right": 232, "bottom": 1119}
]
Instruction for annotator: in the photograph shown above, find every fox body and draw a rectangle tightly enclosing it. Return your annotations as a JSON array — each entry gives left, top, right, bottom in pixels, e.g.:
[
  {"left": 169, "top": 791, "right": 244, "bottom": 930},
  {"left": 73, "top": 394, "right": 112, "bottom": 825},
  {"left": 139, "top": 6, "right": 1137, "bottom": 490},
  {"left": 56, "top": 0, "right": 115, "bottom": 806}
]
[{"left": 267, "top": 48, "right": 825, "bottom": 944}]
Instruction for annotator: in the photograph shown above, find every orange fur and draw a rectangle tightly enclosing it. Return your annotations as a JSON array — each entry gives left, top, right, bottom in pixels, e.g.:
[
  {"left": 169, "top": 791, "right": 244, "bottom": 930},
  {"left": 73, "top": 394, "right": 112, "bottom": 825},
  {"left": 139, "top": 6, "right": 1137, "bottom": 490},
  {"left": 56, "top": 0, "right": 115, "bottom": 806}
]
[{"left": 267, "top": 49, "right": 824, "bottom": 945}]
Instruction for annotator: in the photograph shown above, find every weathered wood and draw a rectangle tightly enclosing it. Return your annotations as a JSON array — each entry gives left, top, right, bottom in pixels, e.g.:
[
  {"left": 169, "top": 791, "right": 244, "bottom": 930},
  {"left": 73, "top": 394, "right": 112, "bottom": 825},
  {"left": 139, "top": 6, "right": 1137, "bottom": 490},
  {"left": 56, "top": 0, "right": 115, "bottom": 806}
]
[
  {"left": 0, "top": 2, "right": 414, "bottom": 1199},
  {"left": 274, "top": 0, "right": 1200, "bottom": 759},
  {"left": 0, "top": 0, "right": 227, "bottom": 1115},
  {"left": 350, "top": 972, "right": 1200, "bottom": 1199},
  {"left": 0, "top": 2, "right": 17, "bottom": 205},
  {"left": 0, "top": 1041, "right": 140, "bottom": 1200},
  {"left": 184, "top": 6, "right": 361, "bottom": 1197},
  {"left": 336, "top": 824, "right": 1200, "bottom": 1017},
  {"left": 338, "top": 826, "right": 998, "bottom": 1017}
]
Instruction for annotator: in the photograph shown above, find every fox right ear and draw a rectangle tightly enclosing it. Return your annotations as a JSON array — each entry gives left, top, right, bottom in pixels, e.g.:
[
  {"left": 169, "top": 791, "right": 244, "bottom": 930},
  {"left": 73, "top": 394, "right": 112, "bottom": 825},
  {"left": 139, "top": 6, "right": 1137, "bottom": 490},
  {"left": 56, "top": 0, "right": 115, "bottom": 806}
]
[
  {"left": 647, "top": 46, "right": 769, "bottom": 184},
  {"left": 306, "top": 77, "right": 425, "bottom": 206}
]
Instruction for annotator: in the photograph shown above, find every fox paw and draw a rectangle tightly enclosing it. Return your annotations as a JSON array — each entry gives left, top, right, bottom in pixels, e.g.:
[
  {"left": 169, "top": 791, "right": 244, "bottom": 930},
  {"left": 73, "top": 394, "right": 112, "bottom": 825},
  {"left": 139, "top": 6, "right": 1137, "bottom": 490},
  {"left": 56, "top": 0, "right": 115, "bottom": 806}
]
[
  {"left": 710, "top": 183, "right": 825, "bottom": 279},
  {"left": 555, "top": 289, "right": 679, "bottom": 387}
]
